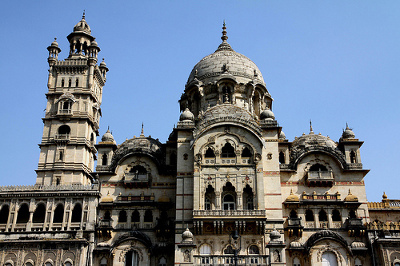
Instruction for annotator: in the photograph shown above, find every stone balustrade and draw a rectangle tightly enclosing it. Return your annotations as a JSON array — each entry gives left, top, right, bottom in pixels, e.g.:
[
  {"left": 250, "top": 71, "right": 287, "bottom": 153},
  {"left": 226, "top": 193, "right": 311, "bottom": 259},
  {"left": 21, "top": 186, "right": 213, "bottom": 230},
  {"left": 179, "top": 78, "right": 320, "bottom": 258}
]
[
  {"left": 193, "top": 209, "right": 266, "bottom": 218},
  {"left": 0, "top": 184, "right": 99, "bottom": 192}
]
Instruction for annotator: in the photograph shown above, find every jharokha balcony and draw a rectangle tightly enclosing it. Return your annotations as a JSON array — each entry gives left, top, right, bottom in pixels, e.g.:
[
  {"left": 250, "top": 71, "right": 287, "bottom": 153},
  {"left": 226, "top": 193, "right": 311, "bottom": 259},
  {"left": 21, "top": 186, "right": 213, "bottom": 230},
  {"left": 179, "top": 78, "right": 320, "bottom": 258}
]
[{"left": 306, "top": 170, "right": 334, "bottom": 186}]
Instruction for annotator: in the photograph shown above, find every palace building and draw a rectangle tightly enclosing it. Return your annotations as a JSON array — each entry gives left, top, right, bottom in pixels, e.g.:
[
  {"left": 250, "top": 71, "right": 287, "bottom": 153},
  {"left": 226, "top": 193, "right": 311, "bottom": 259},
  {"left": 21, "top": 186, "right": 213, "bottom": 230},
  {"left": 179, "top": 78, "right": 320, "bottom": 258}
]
[{"left": 0, "top": 15, "right": 399, "bottom": 266}]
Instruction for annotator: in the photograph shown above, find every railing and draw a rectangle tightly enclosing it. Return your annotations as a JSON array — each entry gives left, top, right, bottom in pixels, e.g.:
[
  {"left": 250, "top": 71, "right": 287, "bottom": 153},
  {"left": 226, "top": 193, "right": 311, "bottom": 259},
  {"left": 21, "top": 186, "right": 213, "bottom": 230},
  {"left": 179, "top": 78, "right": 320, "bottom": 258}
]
[
  {"left": 307, "top": 171, "right": 333, "bottom": 180},
  {"left": 194, "top": 255, "right": 268, "bottom": 265},
  {"left": 319, "top": 221, "right": 328, "bottom": 228},
  {"left": 54, "top": 133, "right": 70, "bottom": 140},
  {"left": 115, "top": 222, "right": 154, "bottom": 230},
  {"left": 368, "top": 200, "right": 400, "bottom": 209},
  {"left": 193, "top": 210, "right": 266, "bottom": 218},
  {"left": 57, "top": 109, "right": 72, "bottom": 115},
  {"left": 0, "top": 184, "right": 99, "bottom": 192},
  {"left": 332, "top": 221, "right": 342, "bottom": 228},
  {"left": 305, "top": 221, "right": 315, "bottom": 228},
  {"left": 287, "top": 217, "right": 302, "bottom": 227},
  {"left": 366, "top": 221, "right": 400, "bottom": 231}
]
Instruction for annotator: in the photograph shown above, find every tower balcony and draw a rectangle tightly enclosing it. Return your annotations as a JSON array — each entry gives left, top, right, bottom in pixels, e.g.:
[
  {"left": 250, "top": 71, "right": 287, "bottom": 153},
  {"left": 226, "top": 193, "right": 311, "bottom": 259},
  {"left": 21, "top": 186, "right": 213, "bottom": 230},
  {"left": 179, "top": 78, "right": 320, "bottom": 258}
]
[
  {"left": 306, "top": 170, "right": 334, "bottom": 186},
  {"left": 54, "top": 133, "right": 70, "bottom": 141}
]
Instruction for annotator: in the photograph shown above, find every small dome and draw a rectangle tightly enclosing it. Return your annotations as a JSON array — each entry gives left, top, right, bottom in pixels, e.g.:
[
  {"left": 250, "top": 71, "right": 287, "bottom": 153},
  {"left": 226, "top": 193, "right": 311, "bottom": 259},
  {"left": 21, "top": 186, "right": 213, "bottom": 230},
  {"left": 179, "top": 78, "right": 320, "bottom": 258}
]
[
  {"left": 90, "top": 39, "right": 98, "bottom": 47},
  {"left": 182, "top": 228, "right": 194, "bottom": 243},
  {"left": 344, "top": 189, "right": 358, "bottom": 202},
  {"left": 180, "top": 108, "right": 194, "bottom": 122},
  {"left": 100, "top": 59, "right": 107, "bottom": 68},
  {"left": 279, "top": 131, "right": 286, "bottom": 140},
  {"left": 269, "top": 228, "right": 281, "bottom": 240},
  {"left": 260, "top": 107, "right": 275, "bottom": 120},
  {"left": 351, "top": 241, "right": 366, "bottom": 248},
  {"left": 342, "top": 124, "right": 355, "bottom": 139},
  {"left": 101, "top": 129, "right": 115, "bottom": 143},
  {"left": 73, "top": 13, "right": 91, "bottom": 35},
  {"left": 101, "top": 191, "right": 113, "bottom": 203},
  {"left": 286, "top": 189, "right": 299, "bottom": 202},
  {"left": 290, "top": 240, "right": 303, "bottom": 248},
  {"left": 382, "top": 192, "right": 387, "bottom": 199},
  {"left": 51, "top": 38, "right": 59, "bottom": 47}
]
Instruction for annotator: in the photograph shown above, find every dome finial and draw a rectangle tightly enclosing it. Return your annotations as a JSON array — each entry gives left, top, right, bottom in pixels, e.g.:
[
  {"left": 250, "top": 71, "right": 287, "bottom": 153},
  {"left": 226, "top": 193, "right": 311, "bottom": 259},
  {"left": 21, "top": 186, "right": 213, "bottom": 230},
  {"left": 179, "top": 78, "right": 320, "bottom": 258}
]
[
  {"left": 221, "top": 20, "right": 228, "bottom": 42},
  {"left": 140, "top": 122, "right": 144, "bottom": 137},
  {"left": 82, "top": 10, "right": 86, "bottom": 19},
  {"left": 310, "top": 120, "right": 314, "bottom": 134}
]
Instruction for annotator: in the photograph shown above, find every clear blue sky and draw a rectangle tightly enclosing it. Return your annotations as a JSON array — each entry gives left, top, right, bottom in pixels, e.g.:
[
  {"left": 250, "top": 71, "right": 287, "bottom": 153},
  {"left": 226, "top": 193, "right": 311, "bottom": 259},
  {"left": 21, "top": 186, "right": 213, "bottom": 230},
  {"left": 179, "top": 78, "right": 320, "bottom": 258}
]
[{"left": 0, "top": 1, "right": 399, "bottom": 202}]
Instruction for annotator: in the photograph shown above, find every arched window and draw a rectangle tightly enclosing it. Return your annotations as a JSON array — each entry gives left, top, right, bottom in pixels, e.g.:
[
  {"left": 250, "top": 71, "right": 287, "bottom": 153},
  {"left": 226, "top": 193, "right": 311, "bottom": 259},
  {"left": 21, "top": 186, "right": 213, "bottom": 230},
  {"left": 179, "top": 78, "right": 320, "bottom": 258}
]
[
  {"left": 102, "top": 154, "right": 108, "bottom": 166},
  {"left": 279, "top": 151, "right": 285, "bottom": 164},
  {"left": 241, "top": 147, "right": 252, "bottom": 157},
  {"left": 68, "top": 79, "right": 72, "bottom": 87},
  {"left": 199, "top": 244, "right": 212, "bottom": 255},
  {"left": 221, "top": 143, "right": 235, "bottom": 158},
  {"left": 104, "top": 211, "right": 111, "bottom": 220},
  {"left": 53, "top": 204, "right": 64, "bottom": 223},
  {"left": 249, "top": 245, "right": 259, "bottom": 254},
  {"left": 350, "top": 151, "right": 357, "bottom": 163},
  {"left": 158, "top": 257, "right": 167, "bottom": 266},
  {"left": 118, "top": 211, "right": 127, "bottom": 223},
  {"left": 58, "top": 100, "right": 73, "bottom": 115},
  {"left": 224, "top": 245, "right": 234, "bottom": 254},
  {"left": 222, "top": 85, "right": 232, "bottom": 103},
  {"left": 131, "top": 210, "right": 140, "bottom": 223},
  {"left": 25, "top": 262, "right": 33, "bottom": 266},
  {"left": 71, "top": 204, "right": 82, "bottom": 223},
  {"left": 322, "top": 251, "right": 338, "bottom": 266},
  {"left": 289, "top": 210, "right": 298, "bottom": 219},
  {"left": 332, "top": 209, "right": 341, "bottom": 222},
  {"left": 204, "top": 147, "right": 215, "bottom": 158},
  {"left": 205, "top": 185, "right": 215, "bottom": 210},
  {"left": 349, "top": 210, "right": 357, "bottom": 219},
  {"left": 64, "top": 261, "right": 72, "bottom": 266},
  {"left": 309, "top": 164, "right": 328, "bottom": 171},
  {"left": 0, "top": 205, "right": 9, "bottom": 224},
  {"left": 355, "top": 258, "right": 362, "bottom": 266},
  {"left": 75, "top": 78, "right": 79, "bottom": 87},
  {"left": 130, "top": 165, "right": 147, "bottom": 180},
  {"left": 319, "top": 210, "right": 328, "bottom": 222},
  {"left": 125, "top": 250, "right": 139, "bottom": 266},
  {"left": 33, "top": 203, "right": 46, "bottom": 223},
  {"left": 243, "top": 185, "right": 254, "bottom": 210},
  {"left": 293, "top": 257, "right": 301, "bottom": 266},
  {"left": 16, "top": 204, "right": 29, "bottom": 223},
  {"left": 61, "top": 79, "right": 65, "bottom": 87},
  {"left": 273, "top": 250, "right": 281, "bottom": 262},
  {"left": 223, "top": 194, "right": 235, "bottom": 210},
  {"left": 45, "top": 262, "right": 53, "bottom": 266},
  {"left": 305, "top": 209, "right": 314, "bottom": 221},
  {"left": 58, "top": 125, "right": 71, "bottom": 137},
  {"left": 144, "top": 210, "right": 153, "bottom": 223}
]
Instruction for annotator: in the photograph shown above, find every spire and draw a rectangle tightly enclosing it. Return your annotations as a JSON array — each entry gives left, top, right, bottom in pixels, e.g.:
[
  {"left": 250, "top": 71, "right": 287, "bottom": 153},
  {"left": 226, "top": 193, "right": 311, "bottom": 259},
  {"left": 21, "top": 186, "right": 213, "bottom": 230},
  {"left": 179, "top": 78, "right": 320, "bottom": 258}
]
[
  {"left": 140, "top": 122, "right": 144, "bottom": 137},
  {"left": 82, "top": 10, "right": 86, "bottom": 20},
  {"left": 216, "top": 21, "right": 233, "bottom": 52},
  {"left": 309, "top": 120, "right": 314, "bottom": 134}
]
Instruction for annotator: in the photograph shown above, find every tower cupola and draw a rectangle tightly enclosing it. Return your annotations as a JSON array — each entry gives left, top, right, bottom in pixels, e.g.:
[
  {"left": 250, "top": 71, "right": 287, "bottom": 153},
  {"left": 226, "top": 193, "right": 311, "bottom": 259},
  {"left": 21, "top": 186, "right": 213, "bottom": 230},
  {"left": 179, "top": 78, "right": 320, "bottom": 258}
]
[
  {"left": 67, "top": 12, "right": 95, "bottom": 58},
  {"left": 47, "top": 38, "right": 61, "bottom": 64}
]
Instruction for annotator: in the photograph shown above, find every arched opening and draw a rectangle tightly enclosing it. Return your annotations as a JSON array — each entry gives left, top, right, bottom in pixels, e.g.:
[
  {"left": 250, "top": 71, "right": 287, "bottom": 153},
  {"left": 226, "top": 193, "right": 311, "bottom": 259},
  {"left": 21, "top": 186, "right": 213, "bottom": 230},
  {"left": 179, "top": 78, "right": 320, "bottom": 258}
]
[
  {"left": 204, "top": 185, "right": 215, "bottom": 210},
  {"left": 319, "top": 210, "right": 328, "bottom": 222},
  {"left": 131, "top": 210, "right": 140, "bottom": 223},
  {"left": 221, "top": 143, "right": 235, "bottom": 158},
  {"left": 100, "top": 257, "right": 107, "bottom": 266},
  {"left": 53, "top": 204, "right": 64, "bottom": 223},
  {"left": 222, "top": 85, "right": 232, "bottom": 103},
  {"left": 61, "top": 78, "right": 65, "bottom": 87},
  {"left": 75, "top": 78, "right": 79, "bottom": 87},
  {"left": 158, "top": 257, "right": 167, "bottom": 266},
  {"left": 279, "top": 151, "right": 285, "bottom": 164},
  {"left": 45, "top": 262, "right": 53, "bottom": 266},
  {"left": 322, "top": 251, "right": 338, "bottom": 266},
  {"left": 101, "top": 153, "right": 108, "bottom": 166},
  {"left": 32, "top": 203, "right": 46, "bottom": 223},
  {"left": 16, "top": 204, "right": 29, "bottom": 223},
  {"left": 65, "top": 262, "right": 72, "bottom": 266},
  {"left": 243, "top": 185, "right": 254, "bottom": 210},
  {"left": 104, "top": 211, "right": 111, "bottom": 220},
  {"left": 241, "top": 147, "right": 252, "bottom": 157},
  {"left": 0, "top": 205, "right": 9, "bottom": 224},
  {"left": 58, "top": 125, "right": 71, "bottom": 135},
  {"left": 349, "top": 210, "right": 357, "bottom": 219},
  {"left": 332, "top": 209, "right": 341, "bottom": 222},
  {"left": 26, "top": 262, "right": 33, "bottom": 266},
  {"left": 130, "top": 165, "right": 147, "bottom": 180},
  {"left": 204, "top": 147, "right": 215, "bottom": 158},
  {"left": 252, "top": 90, "right": 261, "bottom": 117},
  {"left": 289, "top": 210, "right": 298, "bottom": 219},
  {"left": 293, "top": 257, "right": 301, "bottom": 266},
  {"left": 350, "top": 150, "right": 357, "bottom": 163},
  {"left": 199, "top": 244, "right": 212, "bottom": 264},
  {"left": 355, "top": 258, "right": 362, "bottom": 266},
  {"left": 309, "top": 164, "right": 328, "bottom": 172},
  {"left": 71, "top": 204, "right": 82, "bottom": 223},
  {"left": 305, "top": 209, "right": 314, "bottom": 221},
  {"left": 125, "top": 250, "right": 139, "bottom": 266},
  {"left": 170, "top": 152, "right": 177, "bottom": 165},
  {"left": 224, "top": 245, "right": 235, "bottom": 254},
  {"left": 118, "top": 210, "right": 127, "bottom": 223},
  {"left": 144, "top": 210, "right": 153, "bottom": 223},
  {"left": 222, "top": 182, "right": 236, "bottom": 210},
  {"left": 249, "top": 245, "right": 259, "bottom": 254}
]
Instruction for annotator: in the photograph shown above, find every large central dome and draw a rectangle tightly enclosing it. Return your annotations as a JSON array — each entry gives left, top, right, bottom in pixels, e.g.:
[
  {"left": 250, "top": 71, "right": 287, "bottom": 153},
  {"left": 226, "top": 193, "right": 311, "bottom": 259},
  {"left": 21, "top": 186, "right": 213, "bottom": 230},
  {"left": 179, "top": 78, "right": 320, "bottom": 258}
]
[{"left": 186, "top": 23, "right": 265, "bottom": 86}]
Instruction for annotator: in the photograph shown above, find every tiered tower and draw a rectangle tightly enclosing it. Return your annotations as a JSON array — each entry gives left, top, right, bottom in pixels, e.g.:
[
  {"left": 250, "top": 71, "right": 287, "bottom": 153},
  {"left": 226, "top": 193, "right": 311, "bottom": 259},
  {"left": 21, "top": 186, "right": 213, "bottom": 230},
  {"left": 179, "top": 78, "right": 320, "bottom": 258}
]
[{"left": 37, "top": 13, "right": 108, "bottom": 185}]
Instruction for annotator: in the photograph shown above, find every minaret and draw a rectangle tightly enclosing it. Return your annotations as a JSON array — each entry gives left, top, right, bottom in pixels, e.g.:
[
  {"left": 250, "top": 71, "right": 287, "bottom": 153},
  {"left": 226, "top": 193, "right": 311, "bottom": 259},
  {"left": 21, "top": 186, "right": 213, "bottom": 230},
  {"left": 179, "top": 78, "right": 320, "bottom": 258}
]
[{"left": 36, "top": 14, "right": 108, "bottom": 186}]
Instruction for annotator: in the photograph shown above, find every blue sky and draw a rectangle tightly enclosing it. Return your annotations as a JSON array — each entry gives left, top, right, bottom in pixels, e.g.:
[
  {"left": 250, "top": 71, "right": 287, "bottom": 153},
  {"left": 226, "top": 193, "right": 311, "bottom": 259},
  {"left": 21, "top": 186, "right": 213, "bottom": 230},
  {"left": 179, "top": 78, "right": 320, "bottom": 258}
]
[{"left": 0, "top": 1, "right": 399, "bottom": 202}]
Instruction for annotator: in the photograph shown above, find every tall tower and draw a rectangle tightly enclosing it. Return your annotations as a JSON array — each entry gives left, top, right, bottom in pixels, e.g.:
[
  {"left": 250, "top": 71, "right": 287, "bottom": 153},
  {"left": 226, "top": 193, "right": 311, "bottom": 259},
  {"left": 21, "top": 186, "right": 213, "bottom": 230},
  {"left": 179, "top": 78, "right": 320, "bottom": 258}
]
[{"left": 36, "top": 13, "right": 108, "bottom": 185}]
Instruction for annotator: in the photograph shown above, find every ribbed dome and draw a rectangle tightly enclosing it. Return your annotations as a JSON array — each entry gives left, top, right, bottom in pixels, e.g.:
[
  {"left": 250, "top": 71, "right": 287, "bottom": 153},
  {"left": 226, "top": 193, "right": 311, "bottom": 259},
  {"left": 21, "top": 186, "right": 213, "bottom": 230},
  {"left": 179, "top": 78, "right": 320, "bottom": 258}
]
[
  {"left": 101, "top": 129, "right": 115, "bottom": 143},
  {"left": 101, "top": 191, "right": 113, "bottom": 203},
  {"left": 51, "top": 38, "right": 59, "bottom": 47},
  {"left": 187, "top": 23, "right": 264, "bottom": 86},
  {"left": 341, "top": 124, "right": 356, "bottom": 140},
  {"left": 344, "top": 189, "right": 358, "bottom": 202},
  {"left": 73, "top": 13, "right": 91, "bottom": 35},
  {"left": 292, "top": 132, "right": 337, "bottom": 150},
  {"left": 286, "top": 190, "right": 299, "bottom": 202},
  {"left": 260, "top": 107, "right": 275, "bottom": 120},
  {"left": 181, "top": 228, "right": 194, "bottom": 243},
  {"left": 180, "top": 108, "right": 194, "bottom": 121}
]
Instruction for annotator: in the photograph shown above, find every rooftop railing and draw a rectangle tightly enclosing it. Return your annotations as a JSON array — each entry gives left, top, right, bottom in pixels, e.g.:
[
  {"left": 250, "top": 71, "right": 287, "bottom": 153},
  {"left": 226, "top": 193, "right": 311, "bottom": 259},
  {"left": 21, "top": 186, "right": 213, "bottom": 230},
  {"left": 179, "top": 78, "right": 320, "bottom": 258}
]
[{"left": 0, "top": 184, "right": 99, "bottom": 192}]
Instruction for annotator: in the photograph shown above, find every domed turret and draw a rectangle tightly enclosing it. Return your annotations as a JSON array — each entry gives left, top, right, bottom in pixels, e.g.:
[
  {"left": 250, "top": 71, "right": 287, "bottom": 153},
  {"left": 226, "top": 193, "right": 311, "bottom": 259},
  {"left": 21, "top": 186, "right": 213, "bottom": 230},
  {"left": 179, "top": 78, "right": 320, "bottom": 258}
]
[
  {"left": 341, "top": 123, "right": 356, "bottom": 140},
  {"left": 180, "top": 108, "right": 194, "bottom": 122},
  {"left": 286, "top": 189, "right": 299, "bottom": 202},
  {"left": 73, "top": 12, "right": 91, "bottom": 35},
  {"left": 260, "top": 106, "right": 275, "bottom": 121},
  {"left": 279, "top": 131, "right": 286, "bottom": 140},
  {"left": 344, "top": 189, "right": 358, "bottom": 202},
  {"left": 101, "top": 129, "right": 115, "bottom": 143},
  {"left": 67, "top": 12, "right": 95, "bottom": 58},
  {"left": 181, "top": 227, "right": 194, "bottom": 243}
]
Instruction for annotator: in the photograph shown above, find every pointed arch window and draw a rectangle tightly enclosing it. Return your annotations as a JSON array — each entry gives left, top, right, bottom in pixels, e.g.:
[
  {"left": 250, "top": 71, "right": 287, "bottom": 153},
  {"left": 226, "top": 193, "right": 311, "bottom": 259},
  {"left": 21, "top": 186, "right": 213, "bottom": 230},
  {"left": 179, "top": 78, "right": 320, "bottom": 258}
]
[
  {"left": 322, "top": 251, "right": 338, "bottom": 266},
  {"left": 53, "top": 204, "right": 64, "bottom": 223},
  {"left": 350, "top": 150, "right": 357, "bottom": 163},
  {"left": 332, "top": 209, "right": 341, "bottom": 222},
  {"left": 16, "top": 204, "right": 29, "bottom": 223},
  {"left": 223, "top": 194, "right": 235, "bottom": 210},
  {"left": 118, "top": 210, "right": 127, "bottom": 223},
  {"left": 279, "top": 151, "right": 285, "bottom": 164},
  {"left": 71, "top": 204, "right": 82, "bottom": 223},
  {"left": 289, "top": 210, "right": 298, "bottom": 219},
  {"left": 205, "top": 185, "right": 215, "bottom": 210},
  {"left": 319, "top": 210, "right": 328, "bottom": 221},
  {"left": 0, "top": 205, "right": 9, "bottom": 224},
  {"left": 204, "top": 147, "right": 215, "bottom": 158},
  {"left": 221, "top": 143, "right": 235, "bottom": 158},
  {"left": 101, "top": 153, "right": 108, "bottom": 166},
  {"left": 241, "top": 147, "right": 252, "bottom": 157},
  {"left": 305, "top": 209, "right": 314, "bottom": 221},
  {"left": 130, "top": 165, "right": 147, "bottom": 180},
  {"left": 131, "top": 210, "right": 140, "bottom": 223},
  {"left": 33, "top": 203, "right": 46, "bottom": 223},
  {"left": 243, "top": 185, "right": 254, "bottom": 210}
]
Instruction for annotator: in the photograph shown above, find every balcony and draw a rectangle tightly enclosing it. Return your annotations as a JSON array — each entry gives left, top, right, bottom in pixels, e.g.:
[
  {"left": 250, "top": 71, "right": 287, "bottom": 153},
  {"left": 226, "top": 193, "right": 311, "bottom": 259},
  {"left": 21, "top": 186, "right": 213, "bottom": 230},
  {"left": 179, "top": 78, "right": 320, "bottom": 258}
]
[
  {"left": 345, "top": 218, "right": 365, "bottom": 237},
  {"left": 306, "top": 170, "right": 334, "bottom": 186},
  {"left": 57, "top": 109, "right": 72, "bottom": 116},
  {"left": 123, "top": 173, "right": 150, "bottom": 188},
  {"left": 193, "top": 210, "right": 266, "bottom": 219},
  {"left": 194, "top": 255, "right": 268, "bottom": 265},
  {"left": 286, "top": 217, "right": 303, "bottom": 237}
]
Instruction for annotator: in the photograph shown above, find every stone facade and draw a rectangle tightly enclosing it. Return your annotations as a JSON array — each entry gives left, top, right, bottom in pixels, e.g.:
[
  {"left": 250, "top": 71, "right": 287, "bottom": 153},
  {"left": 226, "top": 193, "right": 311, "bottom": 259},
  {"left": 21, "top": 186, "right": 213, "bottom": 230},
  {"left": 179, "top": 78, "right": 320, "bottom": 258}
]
[{"left": 0, "top": 16, "right": 399, "bottom": 266}]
